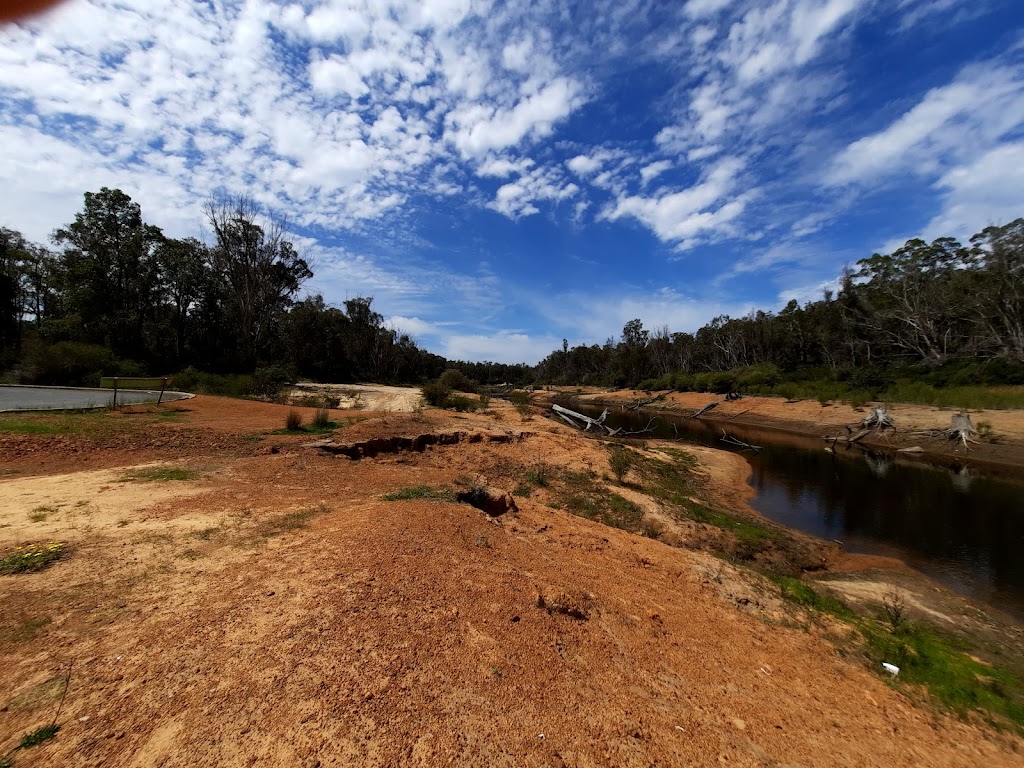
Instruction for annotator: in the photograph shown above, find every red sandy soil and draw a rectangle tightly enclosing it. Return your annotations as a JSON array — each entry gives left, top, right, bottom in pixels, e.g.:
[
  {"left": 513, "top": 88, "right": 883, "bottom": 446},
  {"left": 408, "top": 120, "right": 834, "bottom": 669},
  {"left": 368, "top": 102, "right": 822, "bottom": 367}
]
[{"left": 1, "top": 396, "right": 1021, "bottom": 766}]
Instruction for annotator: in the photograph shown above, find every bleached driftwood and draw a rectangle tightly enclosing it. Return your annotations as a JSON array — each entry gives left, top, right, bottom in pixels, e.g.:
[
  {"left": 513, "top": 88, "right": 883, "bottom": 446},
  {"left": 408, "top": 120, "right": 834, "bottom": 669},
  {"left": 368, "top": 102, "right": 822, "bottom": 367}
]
[
  {"left": 949, "top": 413, "right": 977, "bottom": 449},
  {"left": 691, "top": 402, "right": 719, "bottom": 419},
  {"left": 861, "top": 407, "right": 894, "bottom": 430},
  {"left": 552, "top": 403, "right": 608, "bottom": 432},
  {"left": 720, "top": 429, "right": 762, "bottom": 452}
]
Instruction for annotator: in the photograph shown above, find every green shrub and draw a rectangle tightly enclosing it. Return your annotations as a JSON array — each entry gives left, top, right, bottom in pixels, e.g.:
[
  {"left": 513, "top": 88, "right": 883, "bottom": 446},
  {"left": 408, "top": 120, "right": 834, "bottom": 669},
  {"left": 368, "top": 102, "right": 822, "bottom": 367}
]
[
  {"left": 252, "top": 365, "right": 292, "bottom": 399},
  {"left": 438, "top": 368, "right": 477, "bottom": 393},
  {"left": 421, "top": 380, "right": 451, "bottom": 407},
  {"left": 25, "top": 341, "right": 112, "bottom": 386},
  {"left": 446, "top": 394, "right": 478, "bottom": 412},
  {"left": 0, "top": 542, "right": 66, "bottom": 574},
  {"left": 285, "top": 410, "right": 303, "bottom": 431}
]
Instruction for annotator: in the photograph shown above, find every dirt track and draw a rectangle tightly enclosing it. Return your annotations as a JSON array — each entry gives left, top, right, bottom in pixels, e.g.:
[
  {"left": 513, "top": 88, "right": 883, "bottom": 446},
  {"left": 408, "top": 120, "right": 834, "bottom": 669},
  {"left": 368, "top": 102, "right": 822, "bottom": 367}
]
[{"left": 1, "top": 396, "right": 1022, "bottom": 766}]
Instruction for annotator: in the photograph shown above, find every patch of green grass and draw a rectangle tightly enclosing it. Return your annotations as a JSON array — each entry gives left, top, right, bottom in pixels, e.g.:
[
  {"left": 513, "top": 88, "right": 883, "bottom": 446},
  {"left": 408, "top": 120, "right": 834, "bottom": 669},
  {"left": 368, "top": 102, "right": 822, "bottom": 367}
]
[
  {"left": 633, "top": 451, "right": 776, "bottom": 547},
  {"left": 271, "top": 420, "right": 341, "bottom": 435},
  {"left": 0, "top": 543, "right": 66, "bottom": 575},
  {"left": 550, "top": 469, "right": 644, "bottom": 531},
  {"left": 769, "top": 575, "right": 856, "bottom": 621},
  {"left": 19, "top": 724, "right": 59, "bottom": 748},
  {"left": 770, "top": 578, "right": 1024, "bottom": 730},
  {"left": 0, "top": 410, "right": 120, "bottom": 437},
  {"left": 863, "top": 621, "right": 1024, "bottom": 728},
  {"left": 382, "top": 485, "right": 455, "bottom": 502},
  {"left": 511, "top": 483, "right": 533, "bottom": 498},
  {"left": 119, "top": 466, "right": 197, "bottom": 482}
]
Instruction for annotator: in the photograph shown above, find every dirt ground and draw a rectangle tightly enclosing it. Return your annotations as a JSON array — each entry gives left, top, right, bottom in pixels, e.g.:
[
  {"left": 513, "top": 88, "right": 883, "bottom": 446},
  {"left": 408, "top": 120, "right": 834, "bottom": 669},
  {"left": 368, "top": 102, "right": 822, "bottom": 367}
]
[{"left": 1, "top": 395, "right": 1022, "bottom": 766}]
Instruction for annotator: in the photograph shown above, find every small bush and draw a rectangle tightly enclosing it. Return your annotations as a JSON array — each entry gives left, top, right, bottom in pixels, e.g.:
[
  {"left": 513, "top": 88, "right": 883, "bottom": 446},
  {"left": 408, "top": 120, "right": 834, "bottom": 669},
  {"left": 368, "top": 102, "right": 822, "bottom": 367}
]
[
  {"left": 0, "top": 542, "right": 66, "bottom": 574},
  {"left": 19, "top": 723, "right": 60, "bottom": 748},
  {"left": 447, "top": 394, "right": 478, "bottom": 412},
  {"left": 253, "top": 365, "right": 292, "bottom": 400},
  {"left": 508, "top": 390, "right": 532, "bottom": 416},
  {"left": 609, "top": 445, "right": 635, "bottom": 483},
  {"left": 421, "top": 380, "right": 451, "bottom": 407},
  {"left": 439, "top": 368, "right": 477, "bottom": 393},
  {"left": 285, "top": 410, "right": 303, "bottom": 431}
]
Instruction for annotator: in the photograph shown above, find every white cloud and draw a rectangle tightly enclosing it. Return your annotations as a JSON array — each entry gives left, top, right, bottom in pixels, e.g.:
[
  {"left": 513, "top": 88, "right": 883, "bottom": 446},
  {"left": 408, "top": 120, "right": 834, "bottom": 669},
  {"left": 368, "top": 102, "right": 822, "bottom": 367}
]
[
  {"left": 602, "top": 157, "right": 749, "bottom": 247},
  {"left": 827, "top": 62, "right": 1024, "bottom": 187},
  {"left": 924, "top": 141, "right": 1024, "bottom": 240},
  {"left": 489, "top": 166, "right": 579, "bottom": 219},
  {"left": 640, "top": 160, "right": 672, "bottom": 184},
  {"left": 567, "top": 154, "right": 604, "bottom": 176},
  {"left": 442, "top": 331, "right": 561, "bottom": 365}
]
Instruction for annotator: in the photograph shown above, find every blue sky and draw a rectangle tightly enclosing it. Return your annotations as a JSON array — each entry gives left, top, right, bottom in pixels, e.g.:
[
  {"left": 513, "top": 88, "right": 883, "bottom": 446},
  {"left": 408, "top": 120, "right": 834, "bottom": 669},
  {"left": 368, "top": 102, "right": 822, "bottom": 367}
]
[{"left": 1, "top": 0, "right": 1023, "bottom": 364}]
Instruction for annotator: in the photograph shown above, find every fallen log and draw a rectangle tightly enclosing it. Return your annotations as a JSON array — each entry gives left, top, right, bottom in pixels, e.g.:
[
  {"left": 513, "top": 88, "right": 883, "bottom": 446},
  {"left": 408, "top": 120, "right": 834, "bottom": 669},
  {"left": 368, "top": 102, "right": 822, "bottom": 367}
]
[
  {"left": 552, "top": 403, "right": 609, "bottom": 432},
  {"left": 692, "top": 402, "right": 719, "bottom": 419}
]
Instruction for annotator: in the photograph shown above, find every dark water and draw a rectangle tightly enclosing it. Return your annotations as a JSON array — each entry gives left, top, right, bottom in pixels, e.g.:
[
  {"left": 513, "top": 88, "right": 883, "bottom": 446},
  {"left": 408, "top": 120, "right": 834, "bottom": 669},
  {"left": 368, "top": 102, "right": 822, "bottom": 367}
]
[{"left": 562, "top": 401, "right": 1024, "bottom": 622}]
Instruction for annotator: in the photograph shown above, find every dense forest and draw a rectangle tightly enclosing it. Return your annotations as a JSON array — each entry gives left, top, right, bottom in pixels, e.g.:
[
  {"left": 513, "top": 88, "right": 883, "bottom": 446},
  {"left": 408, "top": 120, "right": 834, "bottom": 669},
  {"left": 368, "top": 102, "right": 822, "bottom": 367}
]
[
  {"left": 533, "top": 218, "right": 1024, "bottom": 405},
  {"left": 0, "top": 188, "right": 530, "bottom": 392},
  {"left": 2, "top": 188, "right": 1021, "bottom": 404}
]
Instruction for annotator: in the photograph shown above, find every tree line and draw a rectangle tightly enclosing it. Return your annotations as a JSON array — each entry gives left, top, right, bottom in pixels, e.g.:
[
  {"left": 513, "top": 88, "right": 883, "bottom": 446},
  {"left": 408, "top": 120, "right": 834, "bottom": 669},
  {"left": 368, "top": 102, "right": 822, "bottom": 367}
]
[
  {"left": 534, "top": 218, "right": 1024, "bottom": 396},
  {"left": 0, "top": 187, "right": 529, "bottom": 389}
]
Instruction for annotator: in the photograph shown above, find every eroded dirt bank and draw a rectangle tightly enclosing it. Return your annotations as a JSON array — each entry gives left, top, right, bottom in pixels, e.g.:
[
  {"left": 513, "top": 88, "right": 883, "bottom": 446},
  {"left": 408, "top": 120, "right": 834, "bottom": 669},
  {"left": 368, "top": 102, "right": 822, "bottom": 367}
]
[{"left": 1, "top": 396, "right": 1022, "bottom": 766}]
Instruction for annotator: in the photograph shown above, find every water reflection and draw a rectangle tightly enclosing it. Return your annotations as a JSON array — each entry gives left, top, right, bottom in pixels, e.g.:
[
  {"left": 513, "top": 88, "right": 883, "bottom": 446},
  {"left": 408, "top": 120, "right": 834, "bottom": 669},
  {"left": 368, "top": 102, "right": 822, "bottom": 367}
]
[{"left": 563, "top": 400, "right": 1024, "bottom": 621}]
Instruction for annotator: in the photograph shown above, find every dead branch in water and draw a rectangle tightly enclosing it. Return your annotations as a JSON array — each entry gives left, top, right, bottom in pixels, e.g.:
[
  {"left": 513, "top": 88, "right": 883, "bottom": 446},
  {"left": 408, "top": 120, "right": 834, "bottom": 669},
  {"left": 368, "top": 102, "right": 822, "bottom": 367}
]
[
  {"left": 608, "top": 417, "right": 659, "bottom": 437},
  {"left": 551, "top": 404, "right": 656, "bottom": 437},
  {"left": 720, "top": 429, "right": 762, "bottom": 452}
]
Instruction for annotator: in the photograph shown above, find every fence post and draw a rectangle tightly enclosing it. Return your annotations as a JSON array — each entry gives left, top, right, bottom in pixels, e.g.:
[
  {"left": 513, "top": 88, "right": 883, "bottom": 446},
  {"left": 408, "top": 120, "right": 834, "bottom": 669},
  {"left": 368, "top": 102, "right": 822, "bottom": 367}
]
[
  {"left": 112, "top": 377, "right": 118, "bottom": 409},
  {"left": 158, "top": 376, "right": 167, "bottom": 405}
]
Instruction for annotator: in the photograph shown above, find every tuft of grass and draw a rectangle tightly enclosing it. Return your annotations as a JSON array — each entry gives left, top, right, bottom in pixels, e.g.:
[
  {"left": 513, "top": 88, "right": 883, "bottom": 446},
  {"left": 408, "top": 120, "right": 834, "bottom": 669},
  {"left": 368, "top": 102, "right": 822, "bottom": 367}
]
[
  {"left": 511, "top": 483, "right": 533, "bottom": 498},
  {"left": 120, "top": 466, "right": 197, "bottom": 482},
  {"left": 608, "top": 445, "right": 636, "bottom": 483},
  {"left": 382, "top": 485, "right": 455, "bottom": 502},
  {"left": 19, "top": 723, "right": 60, "bottom": 749},
  {"left": 312, "top": 407, "right": 331, "bottom": 429},
  {"left": 285, "top": 410, "right": 303, "bottom": 431},
  {"left": 524, "top": 463, "right": 551, "bottom": 487},
  {"left": 28, "top": 506, "right": 56, "bottom": 523},
  {"left": 0, "top": 543, "right": 66, "bottom": 575},
  {"left": 260, "top": 504, "right": 331, "bottom": 538}
]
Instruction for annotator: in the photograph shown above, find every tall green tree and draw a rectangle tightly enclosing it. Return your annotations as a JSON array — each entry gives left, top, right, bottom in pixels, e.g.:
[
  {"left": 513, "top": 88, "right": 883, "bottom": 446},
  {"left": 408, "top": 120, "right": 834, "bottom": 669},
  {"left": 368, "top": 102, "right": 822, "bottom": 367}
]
[{"left": 52, "top": 188, "right": 165, "bottom": 358}]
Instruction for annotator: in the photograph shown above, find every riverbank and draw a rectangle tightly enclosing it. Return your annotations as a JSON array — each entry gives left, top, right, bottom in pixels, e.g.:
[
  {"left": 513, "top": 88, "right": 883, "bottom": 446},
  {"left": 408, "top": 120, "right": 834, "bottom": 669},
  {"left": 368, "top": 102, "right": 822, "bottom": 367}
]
[
  {"left": 2, "top": 395, "right": 1023, "bottom": 764},
  {"left": 548, "top": 387, "right": 1024, "bottom": 478}
]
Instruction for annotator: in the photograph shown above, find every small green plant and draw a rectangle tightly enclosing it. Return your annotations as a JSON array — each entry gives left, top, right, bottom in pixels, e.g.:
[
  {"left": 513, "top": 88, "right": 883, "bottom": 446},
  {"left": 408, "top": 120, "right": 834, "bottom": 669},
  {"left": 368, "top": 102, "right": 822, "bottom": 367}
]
[
  {"left": 882, "top": 588, "right": 907, "bottom": 631},
  {"left": 524, "top": 463, "right": 551, "bottom": 487},
  {"left": 478, "top": 393, "right": 491, "bottom": 409},
  {"left": 19, "top": 723, "right": 59, "bottom": 749},
  {"left": 0, "top": 543, "right": 66, "bottom": 574},
  {"left": 382, "top": 485, "right": 454, "bottom": 501},
  {"left": 608, "top": 445, "right": 635, "bottom": 483},
  {"left": 446, "top": 395, "right": 479, "bottom": 412},
  {"left": 260, "top": 504, "right": 331, "bottom": 538},
  {"left": 285, "top": 410, "right": 303, "bottom": 431},
  {"left": 976, "top": 420, "right": 996, "bottom": 440}
]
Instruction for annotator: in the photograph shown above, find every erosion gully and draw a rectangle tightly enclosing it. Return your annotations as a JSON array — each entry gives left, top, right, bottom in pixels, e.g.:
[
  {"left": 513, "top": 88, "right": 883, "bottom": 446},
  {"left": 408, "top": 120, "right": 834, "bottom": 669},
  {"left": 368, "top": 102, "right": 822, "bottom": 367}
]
[{"left": 560, "top": 400, "right": 1024, "bottom": 623}]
